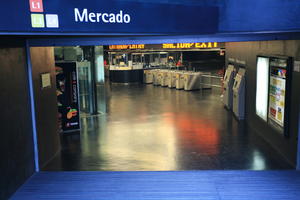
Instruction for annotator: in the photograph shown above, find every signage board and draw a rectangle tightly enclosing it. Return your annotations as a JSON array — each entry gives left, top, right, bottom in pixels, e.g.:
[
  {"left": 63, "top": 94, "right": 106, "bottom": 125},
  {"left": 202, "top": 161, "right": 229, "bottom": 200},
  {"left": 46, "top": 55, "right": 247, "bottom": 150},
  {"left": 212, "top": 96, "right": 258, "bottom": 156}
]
[
  {"left": 108, "top": 43, "right": 222, "bottom": 50},
  {"left": 0, "top": 0, "right": 218, "bottom": 35}
]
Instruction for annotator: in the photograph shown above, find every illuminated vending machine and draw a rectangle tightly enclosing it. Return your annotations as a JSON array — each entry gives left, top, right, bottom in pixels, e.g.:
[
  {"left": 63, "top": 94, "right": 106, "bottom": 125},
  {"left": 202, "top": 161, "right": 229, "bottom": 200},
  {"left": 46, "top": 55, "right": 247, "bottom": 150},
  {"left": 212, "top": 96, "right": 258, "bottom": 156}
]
[
  {"left": 267, "top": 57, "right": 292, "bottom": 136},
  {"left": 232, "top": 68, "right": 246, "bottom": 120},
  {"left": 56, "top": 62, "right": 81, "bottom": 133},
  {"left": 223, "top": 65, "right": 235, "bottom": 109}
]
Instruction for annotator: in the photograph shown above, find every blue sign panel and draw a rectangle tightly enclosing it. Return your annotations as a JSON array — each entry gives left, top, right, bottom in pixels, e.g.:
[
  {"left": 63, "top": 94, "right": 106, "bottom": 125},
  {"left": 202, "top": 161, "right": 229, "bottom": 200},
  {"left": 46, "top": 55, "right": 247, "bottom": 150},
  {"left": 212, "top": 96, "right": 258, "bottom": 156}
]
[{"left": 0, "top": 0, "right": 218, "bottom": 35}]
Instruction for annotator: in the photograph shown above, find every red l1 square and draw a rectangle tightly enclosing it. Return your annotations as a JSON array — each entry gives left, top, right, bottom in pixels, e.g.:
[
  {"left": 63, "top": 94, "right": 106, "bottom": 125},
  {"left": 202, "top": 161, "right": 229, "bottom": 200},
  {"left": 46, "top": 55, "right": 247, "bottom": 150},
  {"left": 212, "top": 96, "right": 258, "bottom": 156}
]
[{"left": 30, "top": 0, "right": 44, "bottom": 12}]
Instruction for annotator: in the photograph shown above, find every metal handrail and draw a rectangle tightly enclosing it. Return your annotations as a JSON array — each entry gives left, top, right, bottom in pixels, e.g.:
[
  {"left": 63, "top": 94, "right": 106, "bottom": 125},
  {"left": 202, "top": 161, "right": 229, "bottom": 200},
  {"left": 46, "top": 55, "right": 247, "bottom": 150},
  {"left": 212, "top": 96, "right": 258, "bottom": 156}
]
[
  {"left": 201, "top": 75, "right": 223, "bottom": 79},
  {"left": 200, "top": 74, "right": 223, "bottom": 88}
]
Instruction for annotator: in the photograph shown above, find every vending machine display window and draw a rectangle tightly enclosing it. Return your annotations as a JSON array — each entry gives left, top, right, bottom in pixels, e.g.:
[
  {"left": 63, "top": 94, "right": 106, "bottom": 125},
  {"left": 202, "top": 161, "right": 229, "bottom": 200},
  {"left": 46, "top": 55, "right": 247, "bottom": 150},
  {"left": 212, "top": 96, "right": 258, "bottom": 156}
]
[
  {"left": 267, "top": 57, "right": 291, "bottom": 136},
  {"left": 255, "top": 55, "right": 292, "bottom": 137}
]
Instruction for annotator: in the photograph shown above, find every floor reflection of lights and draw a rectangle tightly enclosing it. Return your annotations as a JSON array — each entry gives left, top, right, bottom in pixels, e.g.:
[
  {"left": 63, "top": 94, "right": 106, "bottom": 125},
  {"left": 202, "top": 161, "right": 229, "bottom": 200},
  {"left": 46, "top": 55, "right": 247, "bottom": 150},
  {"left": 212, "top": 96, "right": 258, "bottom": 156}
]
[
  {"left": 252, "top": 150, "right": 266, "bottom": 170},
  {"left": 96, "top": 118, "right": 177, "bottom": 171}
]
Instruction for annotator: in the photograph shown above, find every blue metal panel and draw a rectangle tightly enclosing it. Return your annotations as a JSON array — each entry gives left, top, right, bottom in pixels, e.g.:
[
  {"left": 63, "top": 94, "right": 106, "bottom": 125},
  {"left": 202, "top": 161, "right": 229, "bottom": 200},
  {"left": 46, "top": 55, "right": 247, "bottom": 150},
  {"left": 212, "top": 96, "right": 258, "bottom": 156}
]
[{"left": 220, "top": 0, "right": 300, "bottom": 33}]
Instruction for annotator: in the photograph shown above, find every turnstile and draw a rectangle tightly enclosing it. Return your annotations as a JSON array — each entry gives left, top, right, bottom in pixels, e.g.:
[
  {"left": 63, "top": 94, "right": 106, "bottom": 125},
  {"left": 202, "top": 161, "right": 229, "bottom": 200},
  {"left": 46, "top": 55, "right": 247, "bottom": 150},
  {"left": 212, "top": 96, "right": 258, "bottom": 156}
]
[
  {"left": 160, "top": 70, "right": 169, "bottom": 87},
  {"left": 143, "top": 70, "right": 153, "bottom": 84},
  {"left": 176, "top": 71, "right": 186, "bottom": 89},
  {"left": 169, "top": 71, "right": 177, "bottom": 88},
  {"left": 184, "top": 72, "right": 202, "bottom": 91},
  {"left": 153, "top": 69, "right": 161, "bottom": 86}
]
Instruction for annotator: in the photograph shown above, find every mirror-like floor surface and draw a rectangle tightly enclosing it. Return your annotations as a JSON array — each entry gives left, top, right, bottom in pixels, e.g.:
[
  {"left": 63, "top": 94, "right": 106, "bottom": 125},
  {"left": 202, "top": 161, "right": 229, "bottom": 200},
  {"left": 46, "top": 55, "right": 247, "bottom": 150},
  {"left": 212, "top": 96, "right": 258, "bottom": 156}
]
[{"left": 44, "top": 84, "right": 293, "bottom": 171}]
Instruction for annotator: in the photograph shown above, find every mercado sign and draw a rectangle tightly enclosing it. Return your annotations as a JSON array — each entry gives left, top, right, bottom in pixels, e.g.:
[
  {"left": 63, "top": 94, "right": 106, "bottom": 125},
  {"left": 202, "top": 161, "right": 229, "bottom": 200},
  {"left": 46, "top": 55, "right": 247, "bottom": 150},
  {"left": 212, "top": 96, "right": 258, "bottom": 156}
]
[
  {"left": 109, "top": 43, "right": 221, "bottom": 50},
  {"left": 0, "top": 0, "right": 218, "bottom": 35}
]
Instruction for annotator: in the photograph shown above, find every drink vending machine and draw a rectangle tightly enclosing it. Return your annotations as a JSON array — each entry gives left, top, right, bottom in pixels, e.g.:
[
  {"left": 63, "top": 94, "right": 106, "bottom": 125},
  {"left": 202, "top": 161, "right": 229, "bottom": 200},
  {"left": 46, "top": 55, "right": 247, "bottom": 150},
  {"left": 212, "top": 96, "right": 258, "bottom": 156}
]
[
  {"left": 55, "top": 61, "right": 81, "bottom": 133},
  {"left": 233, "top": 68, "right": 246, "bottom": 120},
  {"left": 223, "top": 64, "right": 235, "bottom": 109}
]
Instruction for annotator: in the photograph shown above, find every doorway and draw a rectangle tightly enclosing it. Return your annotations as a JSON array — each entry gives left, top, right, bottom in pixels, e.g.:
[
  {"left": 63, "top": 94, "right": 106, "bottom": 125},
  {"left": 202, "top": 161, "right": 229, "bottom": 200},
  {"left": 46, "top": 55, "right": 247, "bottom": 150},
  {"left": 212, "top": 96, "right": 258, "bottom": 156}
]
[{"left": 28, "top": 41, "right": 293, "bottom": 172}]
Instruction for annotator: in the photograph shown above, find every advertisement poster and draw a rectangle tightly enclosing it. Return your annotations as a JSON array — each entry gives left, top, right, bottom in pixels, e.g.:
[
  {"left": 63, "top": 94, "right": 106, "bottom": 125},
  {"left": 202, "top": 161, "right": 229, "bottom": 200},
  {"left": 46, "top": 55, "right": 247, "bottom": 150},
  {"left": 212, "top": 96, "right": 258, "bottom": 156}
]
[
  {"left": 56, "top": 62, "right": 80, "bottom": 133},
  {"left": 268, "top": 59, "right": 287, "bottom": 128}
]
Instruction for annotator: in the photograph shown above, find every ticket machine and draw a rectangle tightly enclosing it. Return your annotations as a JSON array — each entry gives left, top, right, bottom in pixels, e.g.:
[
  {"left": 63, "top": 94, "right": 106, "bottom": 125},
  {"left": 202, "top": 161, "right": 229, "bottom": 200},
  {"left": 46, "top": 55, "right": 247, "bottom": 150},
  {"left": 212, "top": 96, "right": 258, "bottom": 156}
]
[
  {"left": 233, "top": 68, "right": 246, "bottom": 120},
  {"left": 223, "top": 65, "right": 235, "bottom": 109}
]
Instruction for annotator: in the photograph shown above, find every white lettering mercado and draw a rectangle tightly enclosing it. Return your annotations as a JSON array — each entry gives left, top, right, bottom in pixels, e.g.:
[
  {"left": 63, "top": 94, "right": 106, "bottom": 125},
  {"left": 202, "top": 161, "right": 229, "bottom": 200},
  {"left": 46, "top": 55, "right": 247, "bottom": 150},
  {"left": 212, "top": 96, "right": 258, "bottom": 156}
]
[{"left": 74, "top": 8, "right": 131, "bottom": 23}]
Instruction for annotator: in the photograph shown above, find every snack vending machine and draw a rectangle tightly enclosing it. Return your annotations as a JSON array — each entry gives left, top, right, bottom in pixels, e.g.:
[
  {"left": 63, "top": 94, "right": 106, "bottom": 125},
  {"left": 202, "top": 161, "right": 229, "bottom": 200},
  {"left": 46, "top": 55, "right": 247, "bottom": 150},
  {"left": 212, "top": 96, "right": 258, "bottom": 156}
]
[{"left": 267, "top": 57, "right": 292, "bottom": 136}]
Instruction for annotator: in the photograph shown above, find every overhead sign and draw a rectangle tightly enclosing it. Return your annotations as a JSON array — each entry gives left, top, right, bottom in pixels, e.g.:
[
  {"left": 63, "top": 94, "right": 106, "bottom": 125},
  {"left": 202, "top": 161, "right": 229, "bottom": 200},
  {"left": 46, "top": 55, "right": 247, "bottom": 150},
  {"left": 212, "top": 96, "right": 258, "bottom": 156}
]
[
  {"left": 109, "top": 44, "right": 145, "bottom": 50},
  {"left": 108, "top": 43, "right": 220, "bottom": 50},
  {"left": 162, "top": 42, "right": 218, "bottom": 49},
  {"left": 0, "top": 0, "right": 218, "bottom": 35}
]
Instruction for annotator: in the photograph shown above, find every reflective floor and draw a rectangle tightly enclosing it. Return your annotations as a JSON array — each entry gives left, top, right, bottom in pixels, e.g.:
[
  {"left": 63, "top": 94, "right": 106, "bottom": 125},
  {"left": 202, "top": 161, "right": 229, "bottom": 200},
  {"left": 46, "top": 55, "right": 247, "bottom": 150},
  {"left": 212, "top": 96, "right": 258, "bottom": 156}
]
[{"left": 44, "top": 83, "right": 293, "bottom": 171}]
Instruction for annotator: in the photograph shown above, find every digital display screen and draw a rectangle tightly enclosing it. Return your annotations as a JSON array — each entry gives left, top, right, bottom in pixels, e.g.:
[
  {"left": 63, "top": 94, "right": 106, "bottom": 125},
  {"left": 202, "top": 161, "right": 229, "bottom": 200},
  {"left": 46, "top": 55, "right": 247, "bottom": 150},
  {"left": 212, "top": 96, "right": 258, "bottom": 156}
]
[{"left": 256, "top": 57, "right": 269, "bottom": 121}]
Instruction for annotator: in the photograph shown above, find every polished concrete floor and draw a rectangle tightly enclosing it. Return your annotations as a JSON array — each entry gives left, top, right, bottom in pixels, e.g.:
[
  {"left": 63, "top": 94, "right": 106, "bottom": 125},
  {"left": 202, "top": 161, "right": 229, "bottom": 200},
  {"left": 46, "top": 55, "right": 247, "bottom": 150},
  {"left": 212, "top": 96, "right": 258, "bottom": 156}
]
[{"left": 44, "top": 84, "right": 293, "bottom": 171}]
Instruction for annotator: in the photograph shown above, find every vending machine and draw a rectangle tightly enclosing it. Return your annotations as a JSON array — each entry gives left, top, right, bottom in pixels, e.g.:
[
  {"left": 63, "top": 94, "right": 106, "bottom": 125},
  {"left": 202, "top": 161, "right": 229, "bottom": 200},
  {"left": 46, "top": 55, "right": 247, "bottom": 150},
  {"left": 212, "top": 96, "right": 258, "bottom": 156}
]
[
  {"left": 56, "top": 61, "right": 81, "bottom": 133},
  {"left": 267, "top": 56, "right": 292, "bottom": 136},
  {"left": 223, "top": 64, "right": 235, "bottom": 109},
  {"left": 233, "top": 68, "right": 246, "bottom": 120}
]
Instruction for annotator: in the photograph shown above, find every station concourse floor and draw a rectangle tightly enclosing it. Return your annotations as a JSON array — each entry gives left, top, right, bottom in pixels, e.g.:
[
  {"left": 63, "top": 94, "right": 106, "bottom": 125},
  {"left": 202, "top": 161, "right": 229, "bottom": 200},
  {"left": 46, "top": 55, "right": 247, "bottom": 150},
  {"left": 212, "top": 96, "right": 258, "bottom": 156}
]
[
  {"left": 44, "top": 83, "right": 292, "bottom": 171},
  {"left": 12, "top": 83, "right": 300, "bottom": 200}
]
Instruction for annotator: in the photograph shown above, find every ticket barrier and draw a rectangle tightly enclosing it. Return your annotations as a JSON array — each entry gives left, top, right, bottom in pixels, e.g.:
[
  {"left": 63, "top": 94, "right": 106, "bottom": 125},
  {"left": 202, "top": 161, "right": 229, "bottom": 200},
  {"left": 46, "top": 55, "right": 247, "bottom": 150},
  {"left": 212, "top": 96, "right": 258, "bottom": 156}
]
[
  {"left": 223, "top": 65, "right": 235, "bottom": 109},
  {"left": 160, "top": 70, "right": 169, "bottom": 87},
  {"left": 176, "top": 71, "right": 186, "bottom": 89},
  {"left": 143, "top": 70, "right": 153, "bottom": 84},
  {"left": 184, "top": 72, "right": 202, "bottom": 91},
  {"left": 166, "top": 71, "right": 173, "bottom": 88},
  {"left": 233, "top": 68, "right": 246, "bottom": 120},
  {"left": 153, "top": 69, "right": 161, "bottom": 86},
  {"left": 169, "top": 71, "right": 177, "bottom": 88}
]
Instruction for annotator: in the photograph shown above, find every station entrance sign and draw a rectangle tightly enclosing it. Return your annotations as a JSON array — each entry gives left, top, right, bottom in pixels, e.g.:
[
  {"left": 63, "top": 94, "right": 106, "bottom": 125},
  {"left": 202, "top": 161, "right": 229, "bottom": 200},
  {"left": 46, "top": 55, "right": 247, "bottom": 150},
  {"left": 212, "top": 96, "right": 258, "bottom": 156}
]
[{"left": 0, "top": 0, "right": 218, "bottom": 35}]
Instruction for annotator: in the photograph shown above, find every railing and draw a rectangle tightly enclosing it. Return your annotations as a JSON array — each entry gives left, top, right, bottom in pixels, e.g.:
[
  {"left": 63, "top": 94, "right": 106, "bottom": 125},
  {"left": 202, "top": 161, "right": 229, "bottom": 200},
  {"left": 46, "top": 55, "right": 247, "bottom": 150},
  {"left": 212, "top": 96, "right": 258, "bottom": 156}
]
[{"left": 200, "top": 74, "right": 223, "bottom": 88}]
